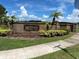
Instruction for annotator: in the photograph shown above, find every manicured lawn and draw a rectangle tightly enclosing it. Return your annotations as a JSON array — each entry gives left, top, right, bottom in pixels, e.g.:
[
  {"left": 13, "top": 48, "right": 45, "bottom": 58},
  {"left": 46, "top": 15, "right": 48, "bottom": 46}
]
[
  {"left": 0, "top": 33, "right": 74, "bottom": 51},
  {"left": 34, "top": 44, "right": 79, "bottom": 59}
]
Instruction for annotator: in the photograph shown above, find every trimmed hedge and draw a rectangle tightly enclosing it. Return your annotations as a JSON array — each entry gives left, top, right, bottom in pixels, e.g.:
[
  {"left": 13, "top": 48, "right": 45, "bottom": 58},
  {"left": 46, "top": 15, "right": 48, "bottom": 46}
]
[{"left": 39, "top": 30, "right": 69, "bottom": 37}]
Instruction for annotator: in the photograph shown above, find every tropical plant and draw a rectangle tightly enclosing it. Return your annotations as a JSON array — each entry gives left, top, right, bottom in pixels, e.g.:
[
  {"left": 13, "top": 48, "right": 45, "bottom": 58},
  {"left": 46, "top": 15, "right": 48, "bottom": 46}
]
[{"left": 50, "top": 11, "right": 62, "bottom": 25}]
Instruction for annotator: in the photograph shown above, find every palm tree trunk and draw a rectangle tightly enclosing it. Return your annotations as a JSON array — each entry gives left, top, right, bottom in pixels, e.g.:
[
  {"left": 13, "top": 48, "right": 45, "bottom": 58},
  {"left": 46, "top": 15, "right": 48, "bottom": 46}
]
[
  {"left": 51, "top": 17, "right": 55, "bottom": 29},
  {"left": 53, "top": 17, "right": 55, "bottom": 22}
]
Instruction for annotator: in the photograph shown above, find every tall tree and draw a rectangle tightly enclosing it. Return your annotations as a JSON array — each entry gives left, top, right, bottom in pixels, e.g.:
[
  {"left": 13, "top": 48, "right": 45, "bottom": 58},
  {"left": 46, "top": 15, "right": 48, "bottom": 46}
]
[
  {"left": 0, "top": 4, "right": 7, "bottom": 24},
  {"left": 0, "top": 4, "right": 16, "bottom": 29},
  {"left": 0, "top": 4, "right": 7, "bottom": 16}
]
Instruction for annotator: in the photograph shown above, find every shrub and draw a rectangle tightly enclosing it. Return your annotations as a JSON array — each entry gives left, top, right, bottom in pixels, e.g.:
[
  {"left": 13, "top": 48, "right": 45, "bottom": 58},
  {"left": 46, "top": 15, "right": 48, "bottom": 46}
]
[
  {"left": 39, "top": 30, "right": 49, "bottom": 37},
  {"left": 39, "top": 30, "right": 69, "bottom": 37},
  {"left": 0, "top": 28, "right": 11, "bottom": 36},
  {"left": 57, "top": 30, "right": 64, "bottom": 36},
  {"left": 47, "top": 30, "right": 57, "bottom": 37}
]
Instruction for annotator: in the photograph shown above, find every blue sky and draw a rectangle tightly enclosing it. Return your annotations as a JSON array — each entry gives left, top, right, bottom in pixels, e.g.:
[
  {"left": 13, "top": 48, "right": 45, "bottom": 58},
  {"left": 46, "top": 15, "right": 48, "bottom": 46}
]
[{"left": 0, "top": 0, "right": 79, "bottom": 22}]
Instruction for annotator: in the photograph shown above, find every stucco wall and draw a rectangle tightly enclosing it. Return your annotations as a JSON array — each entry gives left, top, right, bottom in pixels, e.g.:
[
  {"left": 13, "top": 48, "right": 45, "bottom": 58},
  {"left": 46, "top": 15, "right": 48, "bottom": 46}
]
[
  {"left": 13, "top": 24, "right": 24, "bottom": 33},
  {"left": 39, "top": 24, "right": 46, "bottom": 30},
  {"left": 11, "top": 23, "right": 77, "bottom": 37}
]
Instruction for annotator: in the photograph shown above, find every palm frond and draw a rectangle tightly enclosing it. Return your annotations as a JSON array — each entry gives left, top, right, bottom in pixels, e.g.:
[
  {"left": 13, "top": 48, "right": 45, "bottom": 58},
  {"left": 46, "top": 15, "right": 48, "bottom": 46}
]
[{"left": 50, "top": 11, "right": 63, "bottom": 18}]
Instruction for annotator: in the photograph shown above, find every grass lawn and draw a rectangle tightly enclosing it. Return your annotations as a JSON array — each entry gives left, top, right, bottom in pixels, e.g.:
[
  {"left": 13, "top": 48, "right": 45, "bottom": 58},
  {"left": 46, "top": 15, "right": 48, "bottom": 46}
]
[
  {"left": 33, "top": 44, "right": 79, "bottom": 59},
  {"left": 0, "top": 33, "right": 74, "bottom": 51}
]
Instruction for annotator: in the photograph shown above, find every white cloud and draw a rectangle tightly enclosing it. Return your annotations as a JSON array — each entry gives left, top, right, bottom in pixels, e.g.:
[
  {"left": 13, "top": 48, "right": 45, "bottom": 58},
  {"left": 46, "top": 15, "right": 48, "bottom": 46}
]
[
  {"left": 18, "top": 5, "right": 42, "bottom": 20},
  {"left": 19, "top": 6, "right": 28, "bottom": 17},
  {"left": 56, "top": 9, "right": 79, "bottom": 23},
  {"left": 58, "top": 16, "right": 65, "bottom": 22},
  {"left": 48, "top": 9, "right": 79, "bottom": 23},
  {"left": 66, "top": 9, "right": 79, "bottom": 22},
  {"left": 11, "top": 10, "right": 16, "bottom": 15},
  {"left": 42, "top": 15, "right": 49, "bottom": 18},
  {"left": 7, "top": 10, "right": 17, "bottom": 16},
  {"left": 29, "top": 15, "right": 38, "bottom": 18},
  {"left": 7, "top": 12, "right": 10, "bottom": 16},
  {"left": 41, "top": 15, "right": 49, "bottom": 21},
  {"left": 29, "top": 15, "right": 42, "bottom": 20},
  {"left": 11, "top": 3, "right": 66, "bottom": 22}
]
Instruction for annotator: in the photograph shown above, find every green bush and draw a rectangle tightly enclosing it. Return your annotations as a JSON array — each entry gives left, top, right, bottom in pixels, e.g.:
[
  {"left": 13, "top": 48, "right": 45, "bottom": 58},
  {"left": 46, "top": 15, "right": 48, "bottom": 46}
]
[
  {"left": 39, "top": 30, "right": 49, "bottom": 37},
  {"left": 47, "top": 30, "right": 57, "bottom": 37},
  {"left": 39, "top": 30, "right": 69, "bottom": 37},
  {"left": 0, "top": 27, "right": 11, "bottom": 36}
]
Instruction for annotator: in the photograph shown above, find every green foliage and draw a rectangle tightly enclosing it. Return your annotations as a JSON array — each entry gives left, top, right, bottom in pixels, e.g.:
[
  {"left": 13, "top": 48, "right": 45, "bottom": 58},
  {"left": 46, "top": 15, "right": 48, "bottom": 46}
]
[
  {"left": 0, "top": 26, "right": 11, "bottom": 36},
  {"left": 0, "top": 4, "right": 7, "bottom": 16},
  {"left": 39, "top": 30, "right": 69, "bottom": 37},
  {"left": 49, "top": 11, "right": 63, "bottom": 28},
  {"left": 39, "top": 30, "right": 49, "bottom": 37},
  {"left": 10, "top": 16, "right": 16, "bottom": 24},
  {"left": 0, "top": 4, "right": 16, "bottom": 28},
  {"left": 0, "top": 4, "right": 7, "bottom": 24},
  {"left": 50, "top": 11, "right": 62, "bottom": 18}
]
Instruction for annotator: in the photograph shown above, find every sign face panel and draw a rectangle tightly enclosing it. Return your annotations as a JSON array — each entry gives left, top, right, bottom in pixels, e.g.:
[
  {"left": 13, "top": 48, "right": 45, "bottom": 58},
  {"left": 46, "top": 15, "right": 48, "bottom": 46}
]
[
  {"left": 75, "top": 0, "right": 79, "bottom": 9},
  {"left": 24, "top": 25, "right": 39, "bottom": 31}
]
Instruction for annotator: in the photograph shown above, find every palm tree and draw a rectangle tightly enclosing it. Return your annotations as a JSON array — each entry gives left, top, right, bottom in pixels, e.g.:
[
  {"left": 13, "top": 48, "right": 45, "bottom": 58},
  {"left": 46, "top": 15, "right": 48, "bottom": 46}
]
[
  {"left": 50, "top": 11, "right": 62, "bottom": 25},
  {"left": 50, "top": 11, "right": 62, "bottom": 29}
]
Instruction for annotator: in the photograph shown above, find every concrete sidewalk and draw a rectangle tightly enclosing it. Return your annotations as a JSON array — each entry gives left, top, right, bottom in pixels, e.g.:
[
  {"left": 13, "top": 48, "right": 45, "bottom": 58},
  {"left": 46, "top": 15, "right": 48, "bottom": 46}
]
[{"left": 0, "top": 33, "right": 79, "bottom": 59}]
